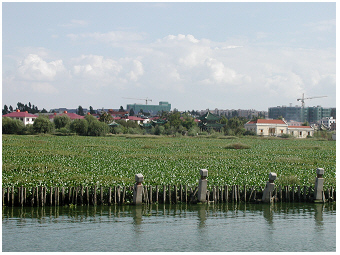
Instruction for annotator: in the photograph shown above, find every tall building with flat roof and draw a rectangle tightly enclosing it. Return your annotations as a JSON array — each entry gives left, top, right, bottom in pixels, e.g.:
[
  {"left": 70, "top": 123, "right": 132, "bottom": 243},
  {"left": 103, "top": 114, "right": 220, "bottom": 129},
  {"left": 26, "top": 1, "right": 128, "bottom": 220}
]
[
  {"left": 269, "top": 105, "right": 332, "bottom": 124},
  {"left": 127, "top": 101, "right": 171, "bottom": 116}
]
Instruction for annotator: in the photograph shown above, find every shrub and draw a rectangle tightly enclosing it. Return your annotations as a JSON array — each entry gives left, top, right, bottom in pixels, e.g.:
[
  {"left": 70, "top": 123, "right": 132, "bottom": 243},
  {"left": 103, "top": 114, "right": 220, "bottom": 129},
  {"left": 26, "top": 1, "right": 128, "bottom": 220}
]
[
  {"left": 54, "top": 115, "right": 71, "bottom": 129},
  {"left": 33, "top": 116, "right": 54, "bottom": 134},
  {"left": 70, "top": 119, "right": 88, "bottom": 136},
  {"left": 88, "top": 120, "right": 109, "bottom": 136},
  {"left": 2, "top": 117, "right": 25, "bottom": 134},
  {"left": 225, "top": 143, "right": 251, "bottom": 149}
]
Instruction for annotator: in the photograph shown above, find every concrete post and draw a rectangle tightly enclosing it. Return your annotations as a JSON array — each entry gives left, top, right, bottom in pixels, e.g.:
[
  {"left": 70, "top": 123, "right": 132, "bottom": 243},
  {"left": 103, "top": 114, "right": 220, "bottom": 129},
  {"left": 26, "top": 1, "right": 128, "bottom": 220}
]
[
  {"left": 313, "top": 168, "right": 325, "bottom": 201},
  {"left": 198, "top": 169, "right": 208, "bottom": 203},
  {"left": 262, "top": 172, "right": 277, "bottom": 203},
  {"left": 133, "top": 173, "right": 144, "bottom": 205}
]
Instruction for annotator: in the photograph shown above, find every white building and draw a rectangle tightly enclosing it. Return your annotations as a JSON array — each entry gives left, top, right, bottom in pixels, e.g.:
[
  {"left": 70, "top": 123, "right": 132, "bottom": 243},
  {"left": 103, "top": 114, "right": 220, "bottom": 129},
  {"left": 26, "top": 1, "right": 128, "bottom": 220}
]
[
  {"left": 2, "top": 110, "right": 38, "bottom": 125},
  {"left": 244, "top": 119, "right": 314, "bottom": 138},
  {"left": 320, "top": 117, "right": 336, "bottom": 129}
]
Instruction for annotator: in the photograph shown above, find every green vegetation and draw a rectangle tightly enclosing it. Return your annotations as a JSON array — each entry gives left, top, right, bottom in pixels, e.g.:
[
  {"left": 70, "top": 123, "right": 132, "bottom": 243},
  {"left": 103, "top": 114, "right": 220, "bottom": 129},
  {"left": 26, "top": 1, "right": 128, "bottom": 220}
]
[{"left": 2, "top": 135, "right": 336, "bottom": 189}]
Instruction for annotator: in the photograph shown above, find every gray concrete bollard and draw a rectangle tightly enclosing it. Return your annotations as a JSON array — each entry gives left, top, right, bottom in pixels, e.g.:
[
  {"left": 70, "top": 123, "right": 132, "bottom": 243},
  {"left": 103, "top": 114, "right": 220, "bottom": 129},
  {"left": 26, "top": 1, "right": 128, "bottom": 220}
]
[
  {"left": 133, "top": 173, "right": 144, "bottom": 205},
  {"left": 262, "top": 172, "right": 277, "bottom": 203},
  {"left": 313, "top": 168, "right": 325, "bottom": 201},
  {"left": 198, "top": 169, "right": 208, "bottom": 203}
]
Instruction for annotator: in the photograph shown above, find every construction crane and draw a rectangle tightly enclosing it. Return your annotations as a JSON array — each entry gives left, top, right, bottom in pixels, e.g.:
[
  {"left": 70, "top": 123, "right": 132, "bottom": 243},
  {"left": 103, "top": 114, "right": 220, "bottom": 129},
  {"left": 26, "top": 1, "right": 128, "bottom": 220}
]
[
  {"left": 297, "top": 93, "right": 327, "bottom": 108},
  {"left": 123, "top": 97, "right": 152, "bottom": 105}
]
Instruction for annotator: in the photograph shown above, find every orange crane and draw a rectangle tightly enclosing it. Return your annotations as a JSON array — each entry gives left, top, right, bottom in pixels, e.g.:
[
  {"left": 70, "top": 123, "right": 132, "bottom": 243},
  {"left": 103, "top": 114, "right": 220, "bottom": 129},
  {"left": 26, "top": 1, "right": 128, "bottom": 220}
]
[
  {"left": 123, "top": 97, "right": 152, "bottom": 105},
  {"left": 297, "top": 93, "right": 327, "bottom": 108}
]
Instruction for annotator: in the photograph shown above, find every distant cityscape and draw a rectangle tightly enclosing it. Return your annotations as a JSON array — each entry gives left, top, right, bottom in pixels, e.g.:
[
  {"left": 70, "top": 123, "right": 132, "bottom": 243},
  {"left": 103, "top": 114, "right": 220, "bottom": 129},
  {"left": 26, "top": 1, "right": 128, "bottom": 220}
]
[{"left": 47, "top": 101, "right": 335, "bottom": 126}]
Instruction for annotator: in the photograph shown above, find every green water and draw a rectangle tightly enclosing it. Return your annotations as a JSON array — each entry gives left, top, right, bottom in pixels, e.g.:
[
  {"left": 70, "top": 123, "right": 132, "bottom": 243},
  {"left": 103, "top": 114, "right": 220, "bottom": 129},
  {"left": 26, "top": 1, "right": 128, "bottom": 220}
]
[{"left": 2, "top": 203, "right": 336, "bottom": 252}]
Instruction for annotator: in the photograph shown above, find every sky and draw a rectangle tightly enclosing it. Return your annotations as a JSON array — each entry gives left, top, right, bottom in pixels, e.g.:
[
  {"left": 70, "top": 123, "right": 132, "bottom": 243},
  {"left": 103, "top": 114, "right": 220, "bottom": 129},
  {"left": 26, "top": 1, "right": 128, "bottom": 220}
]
[{"left": 2, "top": 1, "right": 336, "bottom": 112}]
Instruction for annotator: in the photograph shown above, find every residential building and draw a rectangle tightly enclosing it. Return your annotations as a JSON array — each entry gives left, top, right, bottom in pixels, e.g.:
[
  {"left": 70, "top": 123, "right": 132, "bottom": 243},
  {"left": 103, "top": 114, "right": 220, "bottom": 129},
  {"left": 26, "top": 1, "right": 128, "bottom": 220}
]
[
  {"left": 320, "top": 117, "right": 336, "bottom": 130},
  {"left": 269, "top": 105, "right": 333, "bottom": 124},
  {"left": 2, "top": 110, "right": 38, "bottom": 125},
  {"left": 126, "top": 101, "right": 171, "bottom": 116},
  {"left": 49, "top": 111, "right": 84, "bottom": 121},
  {"left": 244, "top": 119, "right": 314, "bottom": 138}
]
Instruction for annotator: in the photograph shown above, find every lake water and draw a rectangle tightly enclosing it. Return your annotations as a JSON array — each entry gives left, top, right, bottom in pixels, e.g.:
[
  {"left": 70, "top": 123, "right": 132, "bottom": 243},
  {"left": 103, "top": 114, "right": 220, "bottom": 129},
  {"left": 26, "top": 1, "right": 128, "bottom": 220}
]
[{"left": 2, "top": 202, "right": 336, "bottom": 252}]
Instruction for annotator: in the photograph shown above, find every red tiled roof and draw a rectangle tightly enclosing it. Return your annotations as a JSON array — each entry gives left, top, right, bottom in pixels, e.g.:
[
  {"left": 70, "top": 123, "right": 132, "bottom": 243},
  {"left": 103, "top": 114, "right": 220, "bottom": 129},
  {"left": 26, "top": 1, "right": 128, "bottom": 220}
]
[
  {"left": 247, "top": 119, "right": 286, "bottom": 125},
  {"left": 49, "top": 112, "right": 84, "bottom": 119},
  {"left": 288, "top": 126, "right": 313, "bottom": 129},
  {"left": 3, "top": 111, "right": 38, "bottom": 118}
]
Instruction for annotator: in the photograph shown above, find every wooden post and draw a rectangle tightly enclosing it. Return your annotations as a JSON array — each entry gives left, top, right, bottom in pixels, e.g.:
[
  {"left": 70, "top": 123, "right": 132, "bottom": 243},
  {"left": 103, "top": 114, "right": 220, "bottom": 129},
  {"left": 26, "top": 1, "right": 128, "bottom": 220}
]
[
  {"left": 7, "top": 187, "right": 10, "bottom": 206},
  {"left": 122, "top": 186, "right": 126, "bottom": 204},
  {"left": 61, "top": 187, "right": 65, "bottom": 206},
  {"left": 213, "top": 186, "right": 217, "bottom": 203},
  {"left": 49, "top": 187, "right": 53, "bottom": 206},
  {"left": 114, "top": 186, "right": 117, "bottom": 204},
  {"left": 80, "top": 186, "right": 84, "bottom": 205},
  {"left": 168, "top": 185, "right": 171, "bottom": 204},
  {"left": 117, "top": 186, "right": 120, "bottom": 204},
  {"left": 24, "top": 187, "right": 27, "bottom": 206},
  {"left": 149, "top": 186, "right": 152, "bottom": 204},
  {"left": 180, "top": 184, "right": 183, "bottom": 203},
  {"left": 100, "top": 186, "right": 103, "bottom": 205},
  {"left": 225, "top": 185, "right": 229, "bottom": 202},
  {"left": 108, "top": 187, "right": 112, "bottom": 205},
  {"left": 93, "top": 186, "right": 97, "bottom": 206},
  {"left": 174, "top": 185, "right": 177, "bottom": 204},
  {"left": 292, "top": 186, "right": 295, "bottom": 202},
  {"left": 85, "top": 187, "right": 89, "bottom": 205},
  {"left": 40, "top": 186, "right": 44, "bottom": 206},
  {"left": 231, "top": 185, "right": 234, "bottom": 202},
  {"left": 243, "top": 185, "right": 247, "bottom": 202},
  {"left": 185, "top": 185, "right": 188, "bottom": 203},
  {"left": 297, "top": 186, "right": 301, "bottom": 202},
  {"left": 155, "top": 185, "right": 159, "bottom": 203},
  {"left": 54, "top": 187, "right": 58, "bottom": 206},
  {"left": 31, "top": 187, "right": 35, "bottom": 207}
]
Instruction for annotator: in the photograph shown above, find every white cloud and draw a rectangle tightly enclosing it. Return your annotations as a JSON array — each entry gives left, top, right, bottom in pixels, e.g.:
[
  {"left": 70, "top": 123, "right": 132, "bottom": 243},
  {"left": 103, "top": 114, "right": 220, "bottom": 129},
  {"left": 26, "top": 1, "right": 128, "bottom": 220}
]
[
  {"left": 17, "top": 54, "right": 66, "bottom": 81},
  {"left": 60, "top": 19, "right": 89, "bottom": 28},
  {"left": 67, "top": 31, "right": 146, "bottom": 44}
]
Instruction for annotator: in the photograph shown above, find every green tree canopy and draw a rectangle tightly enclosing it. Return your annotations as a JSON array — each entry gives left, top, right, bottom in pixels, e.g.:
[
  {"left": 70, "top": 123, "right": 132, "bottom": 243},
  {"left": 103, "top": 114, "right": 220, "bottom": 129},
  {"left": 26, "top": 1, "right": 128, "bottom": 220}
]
[
  {"left": 33, "top": 116, "right": 54, "bottom": 134},
  {"left": 54, "top": 115, "right": 71, "bottom": 129}
]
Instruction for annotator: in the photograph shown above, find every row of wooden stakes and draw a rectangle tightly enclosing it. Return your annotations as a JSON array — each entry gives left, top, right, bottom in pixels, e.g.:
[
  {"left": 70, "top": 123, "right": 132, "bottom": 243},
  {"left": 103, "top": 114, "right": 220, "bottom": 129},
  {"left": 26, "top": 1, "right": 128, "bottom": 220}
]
[{"left": 2, "top": 184, "right": 336, "bottom": 207}]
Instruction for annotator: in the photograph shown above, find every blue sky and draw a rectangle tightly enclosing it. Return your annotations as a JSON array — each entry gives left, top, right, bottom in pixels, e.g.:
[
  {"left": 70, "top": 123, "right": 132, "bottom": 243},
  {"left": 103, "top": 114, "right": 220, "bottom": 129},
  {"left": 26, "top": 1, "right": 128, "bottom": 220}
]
[{"left": 2, "top": 2, "right": 336, "bottom": 111}]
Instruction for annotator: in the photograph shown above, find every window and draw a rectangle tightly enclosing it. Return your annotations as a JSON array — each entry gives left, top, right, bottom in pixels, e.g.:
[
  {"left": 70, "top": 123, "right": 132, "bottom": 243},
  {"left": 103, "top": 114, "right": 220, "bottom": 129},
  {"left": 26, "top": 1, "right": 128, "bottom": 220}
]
[
  {"left": 280, "top": 130, "right": 283, "bottom": 134},
  {"left": 308, "top": 132, "right": 310, "bottom": 136},
  {"left": 299, "top": 131, "right": 302, "bottom": 136},
  {"left": 26, "top": 118, "right": 30, "bottom": 122}
]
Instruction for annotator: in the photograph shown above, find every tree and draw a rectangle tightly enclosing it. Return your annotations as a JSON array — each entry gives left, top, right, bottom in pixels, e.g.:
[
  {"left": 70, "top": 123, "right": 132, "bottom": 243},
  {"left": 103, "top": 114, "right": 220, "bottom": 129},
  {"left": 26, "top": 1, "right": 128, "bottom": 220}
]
[
  {"left": 89, "top": 106, "right": 95, "bottom": 114},
  {"left": 9, "top": 105, "right": 13, "bottom": 112},
  {"left": 2, "top": 105, "right": 9, "bottom": 115},
  {"left": 99, "top": 111, "right": 113, "bottom": 124},
  {"left": 70, "top": 119, "right": 88, "bottom": 136},
  {"left": 88, "top": 120, "right": 109, "bottom": 136},
  {"left": 77, "top": 105, "right": 84, "bottom": 116},
  {"left": 119, "top": 106, "right": 125, "bottom": 112},
  {"left": 33, "top": 116, "right": 54, "bottom": 134},
  {"left": 2, "top": 117, "right": 25, "bottom": 134},
  {"left": 129, "top": 108, "right": 135, "bottom": 116},
  {"left": 54, "top": 115, "right": 71, "bottom": 129}
]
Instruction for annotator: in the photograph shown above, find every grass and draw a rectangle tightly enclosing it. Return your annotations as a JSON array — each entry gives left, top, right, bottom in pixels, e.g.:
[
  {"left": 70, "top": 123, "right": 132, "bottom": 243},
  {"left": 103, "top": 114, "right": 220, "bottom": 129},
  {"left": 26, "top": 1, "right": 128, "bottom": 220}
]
[{"left": 2, "top": 134, "right": 336, "bottom": 189}]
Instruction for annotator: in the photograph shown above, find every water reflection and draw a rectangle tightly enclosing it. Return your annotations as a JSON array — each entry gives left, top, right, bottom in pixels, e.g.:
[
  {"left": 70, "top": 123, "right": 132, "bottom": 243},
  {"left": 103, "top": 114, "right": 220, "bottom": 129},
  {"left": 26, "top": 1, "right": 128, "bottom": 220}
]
[
  {"left": 2, "top": 202, "right": 335, "bottom": 227},
  {"left": 2, "top": 203, "right": 336, "bottom": 252}
]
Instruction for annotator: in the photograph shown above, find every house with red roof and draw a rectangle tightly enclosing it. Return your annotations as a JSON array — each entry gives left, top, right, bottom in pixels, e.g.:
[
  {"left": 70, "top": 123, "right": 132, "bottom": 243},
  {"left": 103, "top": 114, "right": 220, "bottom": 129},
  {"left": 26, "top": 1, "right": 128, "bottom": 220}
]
[
  {"left": 245, "top": 119, "right": 314, "bottom": 138},
  {"left": 49, "top": 111, "right": 84, "bottom": 121},
  {"left": 3, "top": 110, "right": 38, "bottom": 125}
]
